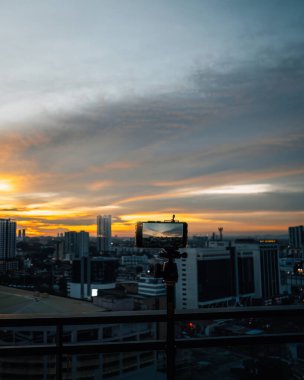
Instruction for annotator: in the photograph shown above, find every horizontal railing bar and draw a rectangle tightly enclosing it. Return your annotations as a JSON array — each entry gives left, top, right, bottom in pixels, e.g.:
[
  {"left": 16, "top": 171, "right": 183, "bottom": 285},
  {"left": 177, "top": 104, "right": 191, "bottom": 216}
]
[
  {"left": 0, "top": 306, "right": 303, "bottom": 327},
  {"left": 1, "top": 331, "right": 304, "bottom": 356},
  {"left": 0, "top": 340, "right": 166, "bottom": 356},
  {"left": 0, "top": 345, "right": 56, "bottom": 356},
  {"left": 175, "top": 305, "right": 304, "bottom": 320},
  {"left": 0, "top": 310, "right": 167, "bottom": 327},
  {"left": 1, "top": 305, "right": 303, "bottom": 380},
  {"left": 64, "top": 340, "right": 166, "bottom": 354},
  {"left": 176, "top": 332, "right": 304, "bottom": 348}
]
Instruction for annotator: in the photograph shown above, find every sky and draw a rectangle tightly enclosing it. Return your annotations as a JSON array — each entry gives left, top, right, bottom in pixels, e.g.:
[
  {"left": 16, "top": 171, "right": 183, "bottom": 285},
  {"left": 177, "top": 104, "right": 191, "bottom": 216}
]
[{"left": 0, "top": 0, "right": 303, "bottom": 237}]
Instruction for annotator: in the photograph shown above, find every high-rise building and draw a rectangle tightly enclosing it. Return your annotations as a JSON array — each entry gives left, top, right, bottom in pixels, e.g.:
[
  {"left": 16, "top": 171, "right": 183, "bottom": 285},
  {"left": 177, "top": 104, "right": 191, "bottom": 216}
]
[
  {"left": 176, "top": 248, "right": 238, "bottom": 309},
  {"left": 64, "top": 231, "right": 89, "bottom": 260},
  {"left": 175, "top": 240, "right": 281, "bottom": 309},
  {"left": 77, "top": 231, "right": 89, "bottom": 258},
  {"left": 17, "top": 228, "right": 26, "bottom": 241},
  {"left": 289, "top": 226, "right": 304, "bottom": 249},
  {"left": 64, "top": 231, "right": 78, "bottom": 260},
  {"left": 258, "top": 240, "right": 281, "bottom": 299},
  {"left": 234, "top": 239, "right": 281, "bottom": 302},
  {"left": 0, "top": 219, "right": 16, "bottom": 260},
  {"left": 97, "top": 215, "right": 112, "bottom": 253},
  {"left": 0, "top": 219, "right": 17, "bottom": 272}
]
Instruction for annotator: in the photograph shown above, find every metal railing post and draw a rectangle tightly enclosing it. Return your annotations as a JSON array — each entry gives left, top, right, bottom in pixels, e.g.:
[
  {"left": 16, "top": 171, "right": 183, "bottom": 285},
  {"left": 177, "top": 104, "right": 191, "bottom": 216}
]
[
  {"left": 56, "top": 323, "right": 63, "bottom": 380},
  {"left": 162, "top": 249, "right": 181, "bottom": 380},
  {"left": 166, "top": 280, "right": 176, "bottom": 380}
]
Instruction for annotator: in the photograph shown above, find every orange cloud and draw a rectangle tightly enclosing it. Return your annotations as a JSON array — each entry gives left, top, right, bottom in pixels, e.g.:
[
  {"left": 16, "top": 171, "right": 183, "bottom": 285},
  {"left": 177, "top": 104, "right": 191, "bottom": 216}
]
[
  {"left": 117, "top": 183, "right": 274, "bottom": 205},
  {"left": 6, "top": 208, "right": 302, "bottom": 237},
  {"left": 90, "top": 160, "right": 139, "bottom": 173},
  {"left": 152, "top": 167, "right": 304, "bottom": 188},
  {"left": 87, "top": 180, "right": 114, "bottom": 191}
]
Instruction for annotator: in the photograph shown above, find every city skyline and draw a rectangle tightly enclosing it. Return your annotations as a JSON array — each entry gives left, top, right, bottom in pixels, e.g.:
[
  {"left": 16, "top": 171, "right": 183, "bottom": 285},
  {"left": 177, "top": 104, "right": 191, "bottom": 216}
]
[{"left": 0, "top": 1, "right": 303, "bottom": 236}]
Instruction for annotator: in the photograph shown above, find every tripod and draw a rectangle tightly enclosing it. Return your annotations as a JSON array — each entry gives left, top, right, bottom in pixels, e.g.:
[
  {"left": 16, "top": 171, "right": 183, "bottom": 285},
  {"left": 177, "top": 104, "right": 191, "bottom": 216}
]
[{"left": 160, "top": 248, "right": 187, "bottom": 380}]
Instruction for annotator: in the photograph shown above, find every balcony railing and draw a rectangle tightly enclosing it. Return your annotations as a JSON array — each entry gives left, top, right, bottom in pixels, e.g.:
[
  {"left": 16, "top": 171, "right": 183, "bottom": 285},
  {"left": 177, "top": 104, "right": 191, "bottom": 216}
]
[{"left": 1, "top": 305, "right": 304, "bottom": 380}]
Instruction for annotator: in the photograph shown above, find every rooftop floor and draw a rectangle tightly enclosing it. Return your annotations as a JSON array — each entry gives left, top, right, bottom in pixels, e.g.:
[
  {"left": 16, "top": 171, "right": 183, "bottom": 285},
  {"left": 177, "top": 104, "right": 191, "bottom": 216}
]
[{"left": 0, "top": 285, "right": 104, "bottom": 314}]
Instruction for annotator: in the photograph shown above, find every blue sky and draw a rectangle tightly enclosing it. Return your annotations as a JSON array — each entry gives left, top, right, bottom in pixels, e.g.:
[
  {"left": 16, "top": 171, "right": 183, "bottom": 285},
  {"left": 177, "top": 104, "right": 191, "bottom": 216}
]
[{"left": 0, "top": 0, "right": 303, "bottom": 236}]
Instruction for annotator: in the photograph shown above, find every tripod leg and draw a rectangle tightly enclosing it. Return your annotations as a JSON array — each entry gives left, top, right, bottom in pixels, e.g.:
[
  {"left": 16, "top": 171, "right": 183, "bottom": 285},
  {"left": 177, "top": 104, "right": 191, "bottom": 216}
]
[{"left": 166, "top": 282, "right": 175, "bottom": 380}]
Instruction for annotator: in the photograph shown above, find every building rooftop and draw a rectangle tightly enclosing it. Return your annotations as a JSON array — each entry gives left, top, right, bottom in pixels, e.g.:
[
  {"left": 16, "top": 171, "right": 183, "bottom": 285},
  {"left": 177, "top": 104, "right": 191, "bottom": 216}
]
[{"left": 0, "top": 285, "right": 104, "bottom": 314}]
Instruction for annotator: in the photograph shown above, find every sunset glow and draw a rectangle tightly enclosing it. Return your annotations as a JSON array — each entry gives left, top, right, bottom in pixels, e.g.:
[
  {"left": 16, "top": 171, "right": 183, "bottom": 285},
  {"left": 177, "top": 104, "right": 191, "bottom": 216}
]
[
  {"left": 0, "top": 1, "right": 303, "bottom": 237},
  {"left": 0, "top": 180, "right": 13, "bottom": 192},
  {"left": 191, "top": 184, "right": 273, "bottom": 195}
]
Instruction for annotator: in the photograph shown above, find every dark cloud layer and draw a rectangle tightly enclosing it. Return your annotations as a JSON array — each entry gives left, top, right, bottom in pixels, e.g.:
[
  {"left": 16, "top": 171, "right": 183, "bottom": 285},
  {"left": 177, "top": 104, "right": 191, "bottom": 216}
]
[
  {"left": 11, "top": 48, "right": 302, "bottom": 178},
  {"left": 1, "top": 5, "right": 303, "bottom": 234}
]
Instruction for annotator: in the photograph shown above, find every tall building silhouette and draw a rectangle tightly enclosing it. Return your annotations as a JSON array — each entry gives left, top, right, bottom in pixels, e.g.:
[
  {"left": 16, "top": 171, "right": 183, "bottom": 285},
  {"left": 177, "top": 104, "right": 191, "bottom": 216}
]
[
  {"left": 68, "top": 256, "right": 119, "bottom": 299},
  {"left": 97, "top": 215, "right": 112, "bottom": 254},
  {"left": 175, "top": 240, "right": 281, "bottom": 309},
  {"left": 64, "top": 231, "right": 89, "bottom": 260},
  {"left": 289, "top": 225, "right": 304, "bottom": 249},
  {"left": 0, "top": 219, "right": 17, "bottom": 272}
]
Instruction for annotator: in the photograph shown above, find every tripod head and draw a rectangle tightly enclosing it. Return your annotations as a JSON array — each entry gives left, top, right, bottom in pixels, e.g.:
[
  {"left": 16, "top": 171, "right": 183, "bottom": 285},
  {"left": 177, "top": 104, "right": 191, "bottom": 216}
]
[{"left": 158, "top": 247, "right": 188, "bottom": 284}]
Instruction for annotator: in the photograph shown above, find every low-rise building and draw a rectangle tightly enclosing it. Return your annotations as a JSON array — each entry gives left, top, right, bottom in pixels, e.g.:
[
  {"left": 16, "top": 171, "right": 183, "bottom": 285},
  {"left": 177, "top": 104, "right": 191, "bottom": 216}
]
[{"left": 0, "top": 285, "right": 159, "bottom": 380}]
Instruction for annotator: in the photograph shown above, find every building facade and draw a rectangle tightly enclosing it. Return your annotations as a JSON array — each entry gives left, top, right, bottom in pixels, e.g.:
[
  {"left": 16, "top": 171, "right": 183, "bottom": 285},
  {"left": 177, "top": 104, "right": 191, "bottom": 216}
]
[
  {"left": 289, "top": 226, "right": 304, "bottom": 249},
  {"left": 0, "top": 288, "right": 158, "bottom": 380},
  {"left": 97, "top": 215, "right": 112, "bottom": 254},
  {"left": 68, "top": 257, "right": 119, "bottom": 299},
  {"left": 64, "top": 231, "right": 89, "bottom": 260},
  {"left": 176, "top": 248, "right": 238, "bottom": 309},
  {"left": 259, "top": 240, "right": 281, "bottom": 300},
  {"left": 137, "top": 274, "right": 166, "bottom": 297},
  {"left": 0, "top": 219, "right": 17, "bottom": 272},
  {"left": 175, "top": 241, "right": 281, "bottom": 309},
  {"left": 121, "top": 255, "right": 149, "bottom": 269}
]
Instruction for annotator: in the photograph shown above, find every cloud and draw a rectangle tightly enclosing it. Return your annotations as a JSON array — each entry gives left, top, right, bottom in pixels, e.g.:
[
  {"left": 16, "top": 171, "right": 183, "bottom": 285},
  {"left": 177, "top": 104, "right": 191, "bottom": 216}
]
[
  {"left": 0, "top": 208, "right": 24, "bottom": 212},
  {"left": 1, "top": 40, "right": 304, "bottom": 235},
  {"left": 115, "top": 190, "right": 304, "bottom": 213},
  {"left": 87, "top": 180, "right": 114, "bottom": 191}
]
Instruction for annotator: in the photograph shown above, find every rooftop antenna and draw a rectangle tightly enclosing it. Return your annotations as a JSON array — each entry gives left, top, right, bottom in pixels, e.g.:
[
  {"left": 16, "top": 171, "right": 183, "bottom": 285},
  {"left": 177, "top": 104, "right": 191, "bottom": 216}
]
[
  {"left": 165, "top": 214, "right": 178, "bottom": 223},
  {"left": 218, "top": 227, "right": 223, "bottom": 241}
]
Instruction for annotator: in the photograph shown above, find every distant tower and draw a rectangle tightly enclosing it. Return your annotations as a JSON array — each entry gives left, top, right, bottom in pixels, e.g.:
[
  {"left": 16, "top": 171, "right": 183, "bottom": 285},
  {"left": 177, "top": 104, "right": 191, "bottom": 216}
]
[
  {"left": 77, "top": 231, "right": 89, "bottom": 258},
  {"left": 288, "top": 226, "right": 304, "bottom": 248},
  {"left": 218, "top": 227, "right": 223, "bottom": 241},
  {"left": 0, "top": 219, "right": 18, "bottom": 272},
  {"left": 0, "top": 219, "right": 16, "bottom": 260},
  {"left": 64, "top": 232, "right": 78, "bottom": 260},
  {"left": 64, "top": 231, "right": 89, "bottom": 260},
  {"left": 22, "top": 229, "right": 26, "bottom": 240},
  {"left": 97, "top": 215, "right": 112, "bottom": 254}
]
